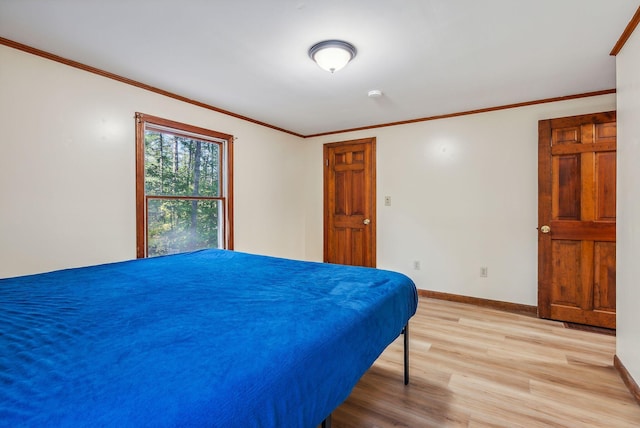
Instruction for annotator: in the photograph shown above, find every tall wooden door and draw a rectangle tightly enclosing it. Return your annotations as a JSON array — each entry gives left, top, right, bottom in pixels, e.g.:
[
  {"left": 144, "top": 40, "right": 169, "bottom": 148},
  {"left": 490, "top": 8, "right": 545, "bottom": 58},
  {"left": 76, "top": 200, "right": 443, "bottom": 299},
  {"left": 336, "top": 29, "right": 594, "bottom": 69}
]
[
  {"left": 324, "top": 138, "right": 376, "bottom": 267},
  {"left": 538, "top": 111, "right": 616, "bottom": 328}
]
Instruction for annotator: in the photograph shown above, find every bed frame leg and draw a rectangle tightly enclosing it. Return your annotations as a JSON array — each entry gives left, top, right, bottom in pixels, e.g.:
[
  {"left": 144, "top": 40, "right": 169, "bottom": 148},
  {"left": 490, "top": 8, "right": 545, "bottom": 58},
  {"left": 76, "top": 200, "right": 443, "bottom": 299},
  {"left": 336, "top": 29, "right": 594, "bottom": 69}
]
[
  {"left": 403, "top": 323, "right": 409, "bottom": 385},
  {"left": 321, "top": 413, "right": 332, "bottom": 428},
  {"left": 320, "top": 325, "right": 408, "bottom": 427}
]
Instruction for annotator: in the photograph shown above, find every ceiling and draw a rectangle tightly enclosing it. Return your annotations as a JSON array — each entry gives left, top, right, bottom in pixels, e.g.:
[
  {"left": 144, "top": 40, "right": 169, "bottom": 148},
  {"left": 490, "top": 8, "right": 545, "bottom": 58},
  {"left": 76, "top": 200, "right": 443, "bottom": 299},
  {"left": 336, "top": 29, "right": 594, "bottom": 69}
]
[{"left": 1, "top": 0, "right": 637, "bottom": 136}]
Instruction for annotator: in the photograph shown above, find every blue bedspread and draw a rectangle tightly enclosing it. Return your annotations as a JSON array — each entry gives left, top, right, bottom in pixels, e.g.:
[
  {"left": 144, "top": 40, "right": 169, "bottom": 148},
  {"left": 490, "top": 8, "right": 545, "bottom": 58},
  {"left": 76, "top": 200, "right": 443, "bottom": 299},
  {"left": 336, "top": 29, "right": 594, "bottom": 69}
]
[{"left": 0, "top": 249, "right": 418, "bottom": 427}]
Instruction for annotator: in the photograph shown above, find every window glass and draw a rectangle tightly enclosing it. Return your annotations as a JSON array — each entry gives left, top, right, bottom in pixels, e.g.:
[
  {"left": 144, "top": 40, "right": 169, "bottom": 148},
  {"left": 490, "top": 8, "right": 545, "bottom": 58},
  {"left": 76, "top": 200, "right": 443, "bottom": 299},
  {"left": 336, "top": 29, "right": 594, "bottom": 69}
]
[
  {"left": 144, "top": 130, "right": 221, "bottom": 197},
  {"left": 147, "top": 198, "right": 223, "bottom": 256}
]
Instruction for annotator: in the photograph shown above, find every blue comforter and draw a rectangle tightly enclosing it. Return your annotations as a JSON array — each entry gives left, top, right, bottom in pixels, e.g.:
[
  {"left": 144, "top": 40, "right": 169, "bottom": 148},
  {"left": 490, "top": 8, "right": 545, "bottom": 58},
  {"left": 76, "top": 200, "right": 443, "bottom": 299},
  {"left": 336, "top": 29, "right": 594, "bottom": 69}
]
[{"left": 0, "top": 249, "right": 418, "bottom": 427}]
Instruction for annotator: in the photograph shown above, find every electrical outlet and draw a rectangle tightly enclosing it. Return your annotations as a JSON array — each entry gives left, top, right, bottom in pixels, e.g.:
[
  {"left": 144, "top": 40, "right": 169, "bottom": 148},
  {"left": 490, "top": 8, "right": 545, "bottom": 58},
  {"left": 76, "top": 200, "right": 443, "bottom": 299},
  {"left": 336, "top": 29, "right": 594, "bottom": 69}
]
[
  {"left": 480, "top": 267, "right": 488, "bottom": 277},
  {"left": 384, "top": 196, "right": 391, "bottom": 206},
  {"left": 413, "top": 260, "right": 420, "bottom": 270}
]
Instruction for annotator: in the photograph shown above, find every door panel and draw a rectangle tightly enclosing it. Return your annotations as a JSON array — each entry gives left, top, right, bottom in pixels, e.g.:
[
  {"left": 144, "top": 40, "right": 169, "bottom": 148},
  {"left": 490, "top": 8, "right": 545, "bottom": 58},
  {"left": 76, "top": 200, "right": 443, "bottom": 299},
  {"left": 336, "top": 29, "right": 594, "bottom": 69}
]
[
  {"left": 351, "top": 170, "right": 365, "bottom": 214},
  {"left": 538, "top": 111, "right": 616, "bottom": 329},
  {"left": 550, "top": 240, "right": 582, "bottom": 307},
  {"left": 324, "top": 138, "right": 376, "bottom": 267},
  {"left": 335, "top": 171, "right": 348, "bottom": 215},
  {"left": 594, "top": 242, "right": 616, "bottom": 311},
  {"left": 596, "top": 152, "right": 616, "bottom": 221},
  {"left": 553, "top": 155, "right": 580, "bottom": 219}
]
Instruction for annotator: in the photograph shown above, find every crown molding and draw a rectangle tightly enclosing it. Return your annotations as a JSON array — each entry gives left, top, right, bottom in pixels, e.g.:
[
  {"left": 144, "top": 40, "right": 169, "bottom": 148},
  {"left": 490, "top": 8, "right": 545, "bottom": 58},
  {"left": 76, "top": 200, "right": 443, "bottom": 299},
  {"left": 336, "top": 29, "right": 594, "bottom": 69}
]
[{"left": 611, "top": 6, "right": 640, "bottom": 56}]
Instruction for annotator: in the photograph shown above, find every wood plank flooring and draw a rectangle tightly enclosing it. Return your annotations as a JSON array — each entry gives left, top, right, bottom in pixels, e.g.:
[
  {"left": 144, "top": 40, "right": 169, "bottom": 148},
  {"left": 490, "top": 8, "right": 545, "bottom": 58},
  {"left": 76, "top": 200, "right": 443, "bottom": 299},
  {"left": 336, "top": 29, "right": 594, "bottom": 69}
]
[{"left": 331, "top": 298, "right": 640, "bottom": 427}]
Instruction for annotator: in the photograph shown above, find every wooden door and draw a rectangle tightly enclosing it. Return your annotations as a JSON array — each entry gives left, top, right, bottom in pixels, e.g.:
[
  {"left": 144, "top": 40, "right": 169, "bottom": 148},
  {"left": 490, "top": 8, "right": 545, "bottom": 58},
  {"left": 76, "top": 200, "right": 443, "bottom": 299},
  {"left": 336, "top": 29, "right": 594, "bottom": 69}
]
[
  {"left": 324, "top": 138, "right": 376, "bottom": 267},
  {"left": 538, "top": 111, "right": 616, "bottom": 328}
]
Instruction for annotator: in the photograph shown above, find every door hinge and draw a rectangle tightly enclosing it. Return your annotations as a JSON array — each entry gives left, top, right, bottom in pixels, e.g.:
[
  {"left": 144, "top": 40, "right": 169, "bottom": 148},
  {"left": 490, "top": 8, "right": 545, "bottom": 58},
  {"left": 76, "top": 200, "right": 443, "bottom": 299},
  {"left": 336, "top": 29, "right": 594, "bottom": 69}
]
[{"left": 325, "top": 159, "right": 329, "bottom": 166}]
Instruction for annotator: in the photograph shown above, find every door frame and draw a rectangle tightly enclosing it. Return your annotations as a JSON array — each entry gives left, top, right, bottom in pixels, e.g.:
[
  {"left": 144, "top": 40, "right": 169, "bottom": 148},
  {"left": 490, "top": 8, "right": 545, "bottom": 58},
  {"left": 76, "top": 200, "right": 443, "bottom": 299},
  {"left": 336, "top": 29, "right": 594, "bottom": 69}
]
[{"left": 323, "top": 137, "right": 376, "bottom": 266}]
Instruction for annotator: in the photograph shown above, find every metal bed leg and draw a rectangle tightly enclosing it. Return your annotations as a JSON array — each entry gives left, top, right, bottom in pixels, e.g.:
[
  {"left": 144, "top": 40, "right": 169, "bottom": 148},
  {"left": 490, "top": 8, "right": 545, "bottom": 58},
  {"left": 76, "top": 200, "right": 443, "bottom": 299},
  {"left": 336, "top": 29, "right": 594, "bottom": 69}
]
[
  {"left": 321, "top": 325, "right": 409, "bottom": 427},
  {"left": 321, "top": 413, "right": 332, "bottom": 428},
  {"left": 403, "top": 323, "right": 409, "bottom": 385}
]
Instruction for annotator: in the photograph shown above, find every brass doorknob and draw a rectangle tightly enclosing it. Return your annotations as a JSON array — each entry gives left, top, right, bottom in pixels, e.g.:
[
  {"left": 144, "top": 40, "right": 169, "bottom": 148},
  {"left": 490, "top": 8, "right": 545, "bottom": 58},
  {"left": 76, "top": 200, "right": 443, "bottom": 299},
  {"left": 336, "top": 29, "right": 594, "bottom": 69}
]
[
  {"left": 540, "top": 225, "right": 551, "bottom": 234},
  {"left": 363, "top": 218, "right": 371, "bottom": 225}
]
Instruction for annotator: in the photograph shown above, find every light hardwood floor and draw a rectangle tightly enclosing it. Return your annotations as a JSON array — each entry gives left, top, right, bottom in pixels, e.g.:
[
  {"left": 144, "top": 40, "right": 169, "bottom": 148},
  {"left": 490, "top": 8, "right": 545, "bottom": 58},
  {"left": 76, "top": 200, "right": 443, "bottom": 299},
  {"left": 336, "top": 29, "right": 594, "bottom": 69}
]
[{"left": 332, "top": 297, "right": 640, "bottom": 427}]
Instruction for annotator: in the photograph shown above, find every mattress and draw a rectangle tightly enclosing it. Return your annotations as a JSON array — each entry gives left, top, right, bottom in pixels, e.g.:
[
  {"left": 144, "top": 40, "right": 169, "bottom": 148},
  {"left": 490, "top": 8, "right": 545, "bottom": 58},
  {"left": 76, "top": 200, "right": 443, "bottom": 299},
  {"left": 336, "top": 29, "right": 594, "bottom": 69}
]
[{"left": 0, "top": 249, "right": 418, "bottom": 427}]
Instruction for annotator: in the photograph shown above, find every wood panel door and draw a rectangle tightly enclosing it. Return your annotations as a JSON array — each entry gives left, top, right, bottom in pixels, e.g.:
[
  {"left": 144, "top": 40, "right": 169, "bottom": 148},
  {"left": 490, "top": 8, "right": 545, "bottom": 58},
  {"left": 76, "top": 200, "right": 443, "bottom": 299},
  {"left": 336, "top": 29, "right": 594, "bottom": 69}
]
[
  {"left": 324, "top": 138, "right": 376, "bottom": 267},
  {"left": 538, "top": 111, "right": 616, "bottom": 328}
]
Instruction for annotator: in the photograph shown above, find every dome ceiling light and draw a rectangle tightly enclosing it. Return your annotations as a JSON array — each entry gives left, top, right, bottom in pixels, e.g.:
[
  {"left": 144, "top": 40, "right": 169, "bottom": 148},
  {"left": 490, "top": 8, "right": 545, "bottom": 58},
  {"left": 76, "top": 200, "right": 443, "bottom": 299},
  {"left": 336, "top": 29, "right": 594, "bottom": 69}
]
[{"left": 308, "top": 40, "right": 357, "bottom": 73}]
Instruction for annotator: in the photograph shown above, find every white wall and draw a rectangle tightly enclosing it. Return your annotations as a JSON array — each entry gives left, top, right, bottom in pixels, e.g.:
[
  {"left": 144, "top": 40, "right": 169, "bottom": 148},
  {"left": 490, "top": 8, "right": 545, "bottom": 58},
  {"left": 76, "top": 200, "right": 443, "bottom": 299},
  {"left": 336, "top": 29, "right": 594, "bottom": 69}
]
[
  {"left": 0, "top": 43, "right": 621, "bottom": 311},
  {"left": 303, "top": 94, "right": 616, "bottom": 305},
  {"left": 0, "top": 45, "right": 306, "bottom": 278},
  {"left": 616, "top": 26, "right": 640, "bottom": 386}
]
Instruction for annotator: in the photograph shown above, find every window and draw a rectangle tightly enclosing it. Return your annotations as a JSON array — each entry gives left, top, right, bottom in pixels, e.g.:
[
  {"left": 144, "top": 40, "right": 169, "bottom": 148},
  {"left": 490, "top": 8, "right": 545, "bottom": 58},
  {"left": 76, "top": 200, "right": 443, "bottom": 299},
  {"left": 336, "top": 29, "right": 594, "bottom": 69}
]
[{"left": 135, "top": 113, "right": 233, "bottom": 258}]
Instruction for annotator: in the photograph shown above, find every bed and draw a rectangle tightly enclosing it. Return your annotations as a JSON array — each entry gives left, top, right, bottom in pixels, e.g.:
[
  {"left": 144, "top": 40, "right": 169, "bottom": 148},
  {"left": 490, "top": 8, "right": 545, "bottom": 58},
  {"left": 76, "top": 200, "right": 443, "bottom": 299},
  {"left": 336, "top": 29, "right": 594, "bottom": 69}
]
[{"left": 0, "top": 249, "right": 418, "bottom": 427}]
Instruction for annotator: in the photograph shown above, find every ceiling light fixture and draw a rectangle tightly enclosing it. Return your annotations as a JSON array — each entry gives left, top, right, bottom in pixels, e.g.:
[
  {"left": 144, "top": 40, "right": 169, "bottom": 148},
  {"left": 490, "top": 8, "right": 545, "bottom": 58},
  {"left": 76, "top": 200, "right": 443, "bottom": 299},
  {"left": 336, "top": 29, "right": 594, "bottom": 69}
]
[{"left": 308, "top": 40, "right": 357, "bottom": 73}]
